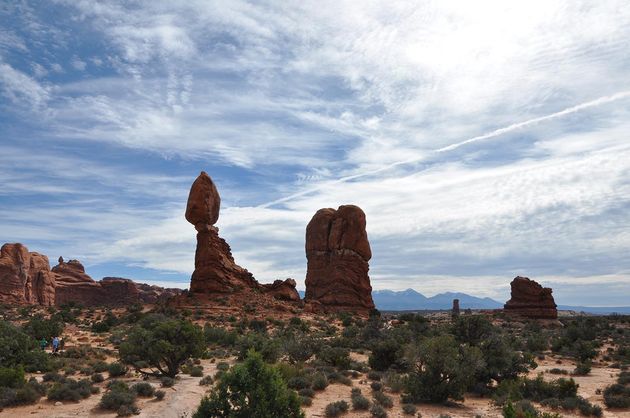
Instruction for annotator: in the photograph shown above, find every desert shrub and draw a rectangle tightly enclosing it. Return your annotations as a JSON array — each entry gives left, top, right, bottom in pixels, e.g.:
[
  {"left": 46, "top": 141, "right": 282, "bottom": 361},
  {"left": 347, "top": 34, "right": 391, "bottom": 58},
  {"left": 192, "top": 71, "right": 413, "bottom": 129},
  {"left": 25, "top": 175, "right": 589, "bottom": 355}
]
[
  {"left": 190, "top": 366, "right": 204, "bottom": 377},
  {"left": 603, "top": 383, "right": 630, "bottom": 408},
  {"left": 42, "top": 371, "right": 64, "bottom": 382},
  {"left": 572, "top": 361, "right": 591, "bottom": 376},
  {"left": 155, "top": 390, "right": 165, "bottom": 400},
  {"left": 160, "top": 376, "right": 175, "bottom": 387},
  {"left": 300, "top": 395, "right": 313, "bottom": 406},
  {"left": 327, "top": 371, "right": 352, "bottom": 385},
  {"left": 99, "top": 380, "right": 137, "bottom": 411},
  {"left": 402, "top": 403, "right": 417, "bottom": 415},
  {"left": 371, "top": 381, "right": 383, "bottom": 391},
  {"left": 91, "top": 373, "right": 104, "bottom": 383},
  {"left": 373, "top": 390, "right": 393, "bottom": 408},
  {"left": 548, "top": 368, "right": 568, "bottom": 375},
  {"left": 131, "top": 382, "right": 155, "bottom": 397},
  {"left": 404, "top": 335, "right": 483, "bottom": 403},
  {"left": 312, "top": 373, "right": 328, "bottom": 391},
  {"left": 476, "top": 333, "right": 533, "bottom": 387},
  {"left": 108, "top": 362, "right": 127, "bottom": 378},
  {"left": 22, "top": 315, "right": 64, "bottom": 341},
  {"left": 0, "top": 321, "right": 39, "bottom": 367},
  {"left": 0, "top": 378, "right": 45, "bottom": 407},
  {"left": 351, "top": 388, "right": 371, "bottom": 410},
  {"left": 48, "top": 378, "right": 95, "bottom": 402},
  {"left": 318, "top": 346, "right": 351, "bottom": 370},
  {"left": 199, "top": 375, "right": 213, "bottom": 386},
  {"left": 193, "top": 351, "right": 303, "bottom": 418},
  {"left": 203, "top": 325, "right": 238, "bottom": 347},
  {"left": 0, "top": 366, "right": 25, "bottom": 388},
  {"left": 285, "top": 336, "right": 317, "bottom": 364},
  {"left": 325, "top": 400, "right": 349, "bottom": 417},
  {"left": 298, "top": 387, "right": 315, "bottom": 398},
  {"left": 368, "top": 371, "right": 382, "bottom": 381},
  {"left": 384, "top": 372, "right": 405, "bottom": 393},
  {"left": 91, "top": 360, "right": 109, "bottom": 373},
  {"left": 369, "top": 340, "right": 403, "bottom": 371},
  {"left": 452, "top": 315, "right": 493, "bottom": 346},
  {"left": 120, "top": 315, "right": 205, "bottom": 378},
  {"left": 236, "top": 333, "right": 280, "bottom": 363},
  {"left": 287, "top": 376, "right": 311, "bottom": 390},
  {"left": 370, "top": 403, "right": 388, "bottom": 418},
  {"left": 23, "top": 349, "right": 53, "bottom": 372},
  {"left": 216, "top": 362, "right": 230, "bottom": 372}
]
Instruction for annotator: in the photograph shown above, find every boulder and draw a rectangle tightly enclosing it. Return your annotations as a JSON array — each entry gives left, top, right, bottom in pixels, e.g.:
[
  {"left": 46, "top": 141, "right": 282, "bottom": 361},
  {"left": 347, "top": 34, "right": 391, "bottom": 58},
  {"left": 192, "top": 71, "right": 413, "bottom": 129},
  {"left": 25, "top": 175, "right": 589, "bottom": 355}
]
[
  {"left": 304, "top": 205, "right": 374, "bottom": 313},
  {"left": 0, "top": 243, "right": 56, "bottom": 306},
  {"left": 262, "top": 278, "right": 300, "bottom": 302},
  {"left": 504, "top": 276, "right": 558, "bottom": 319}
]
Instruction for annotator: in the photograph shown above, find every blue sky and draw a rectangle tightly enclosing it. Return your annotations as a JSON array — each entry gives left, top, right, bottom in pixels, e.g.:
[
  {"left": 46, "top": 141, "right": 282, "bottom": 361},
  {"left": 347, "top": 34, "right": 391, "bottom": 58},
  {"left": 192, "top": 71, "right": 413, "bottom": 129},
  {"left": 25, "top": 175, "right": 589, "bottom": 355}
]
[{"left": 1, "top": 1, "right": 630, "bottom": 306}]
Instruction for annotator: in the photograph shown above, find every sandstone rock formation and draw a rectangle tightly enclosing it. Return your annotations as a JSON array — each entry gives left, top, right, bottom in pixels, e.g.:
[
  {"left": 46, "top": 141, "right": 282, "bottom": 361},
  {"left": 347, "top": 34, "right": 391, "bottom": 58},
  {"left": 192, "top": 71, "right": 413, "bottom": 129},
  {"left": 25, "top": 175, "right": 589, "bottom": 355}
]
[
  {"left": 262, "top": 278, "right": 300, "bottom": 302},
  {"left": 0, "top": 242, "right": 181, "bottom": 307},
  {"left": 304, "top": 205, "right": 374, "bottom": 313},
  {"left": 0, "top": 243, "right": 56, "bottom": 306},
  {"left": 186, "top": 171, "right": 258, "bottom": 294},
  {"left": 504, "top": 276, "right": 558, "bottom": 319}
]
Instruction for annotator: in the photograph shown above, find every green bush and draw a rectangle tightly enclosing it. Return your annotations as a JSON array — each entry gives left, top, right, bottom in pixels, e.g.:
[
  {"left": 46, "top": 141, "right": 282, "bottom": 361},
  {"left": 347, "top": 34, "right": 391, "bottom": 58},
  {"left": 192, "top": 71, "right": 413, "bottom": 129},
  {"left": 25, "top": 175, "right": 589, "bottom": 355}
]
[
  {"left": 99, "top": 381, "right": 137, "bottom": 411},
  {"left": 131, "top": 382, "right": 155, "bottom": 397},
  {"left": 370, "top": 403, "right": 388, "bottom": 418},
  {"left": 0, "top": 366, "right": 25, "bottom": 388},
  {"left": 193, "top": 351, "right": 303, "bottom": 418},
  {"left": 119, "top": 315, "right": 205, "bottom": 378},
  {"left": 572, "top": 361, "right": 591, "bottom": 376},
  {"left": 603, "top": 383, "right": 630, "bottom": 408},
  {"left": 351, "top": 388, "right": 370, "bottom": 410},
  {"left": 404, "top": 335, "right": 483, "bottom": 403},
  {"left": 369, "top": 340, "right": 403, "bottom": 371},
  {"left": 373, "top": 390, "right": 393, "bottom": 408},
  {"left": 199, "top": 375, "right": 213, "bottom": 386},
  {"left": 318, "top": 346, "right": 351, "bottom": 370},
  {"left": 108, "top": 362, "right": 127, "bottom": 378},
  {"left": 402, "top": 403, "right": 417, "bottom": 415},
  {"left": 155, "top": 390, "right": 165, "bottom": 401},
  {"left": 190, "top": 366, "right": 204, "bottom": 377},
  {"left": 325, "top": 400, "right": 349, "bottom": 417},
  {"left": 160, "top": 376, "right": 175, "bottom": 387},
  {"left": 22, "top": 315, "right": 64, "bottom": 341},
  {"left": 48, "top": 378, "right": 95, "bottom": 402},
  {"left": 91, "top": 373, "right": 104, "bottom": 383},
  {"left": 312, "top": 373, "right": 328, "bottom": 391}
]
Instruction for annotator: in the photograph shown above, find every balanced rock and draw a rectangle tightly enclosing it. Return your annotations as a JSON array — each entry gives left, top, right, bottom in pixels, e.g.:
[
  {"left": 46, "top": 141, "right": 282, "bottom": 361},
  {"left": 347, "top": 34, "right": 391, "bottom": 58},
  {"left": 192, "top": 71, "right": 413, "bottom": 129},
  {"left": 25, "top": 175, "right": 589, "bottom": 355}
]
[
  {"left": 304, "top": 205, "right": 374, "bottom": 313},
  {"left": 504, "top": 276, "right": 557, "bottom": 319},
  {"left": 0, "top": 243, "right": 56, "bottom": 306},
  {"left": 186, "top": 172, "right": 257, "bottom": 294}
]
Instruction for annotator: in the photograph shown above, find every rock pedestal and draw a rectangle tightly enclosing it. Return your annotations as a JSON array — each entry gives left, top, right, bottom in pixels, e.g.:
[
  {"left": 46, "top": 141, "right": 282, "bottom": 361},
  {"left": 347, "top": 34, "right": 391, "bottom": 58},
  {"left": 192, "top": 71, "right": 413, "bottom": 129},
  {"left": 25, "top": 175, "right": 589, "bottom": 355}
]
[
  {"left": 504, "top": 276, "right": 558, "bottom": 319},
  {"left": 186, "top": 172, "right": 258, "bottom": 294},
  {"left": 304, "top": 205, "right": 374, "bottom": 313},
  {"left": 452, "top": 299, "right": 460, "bottom": 317}
]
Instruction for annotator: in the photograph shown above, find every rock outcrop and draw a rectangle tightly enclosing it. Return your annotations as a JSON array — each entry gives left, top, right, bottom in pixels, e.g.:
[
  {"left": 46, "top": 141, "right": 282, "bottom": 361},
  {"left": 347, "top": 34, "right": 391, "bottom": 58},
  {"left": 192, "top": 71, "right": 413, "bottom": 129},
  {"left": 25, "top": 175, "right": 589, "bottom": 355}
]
[
  {"left": 504, "top": 276, "right": 558, "bottom": 319},
  {"left": 262, "top": 278, "right": 300, "bottom": 302},
  {"left": 186, "top": 171, "right": 258, "bottom": 294},
  {"left": 304, "top": 205, "right": 375, "bottom": 313},
  {"left": 0, "top": 243, "right": 56, "bottom": 306},
  {"left": 0, "top": 242, "right": 182, "bottom": 307}
]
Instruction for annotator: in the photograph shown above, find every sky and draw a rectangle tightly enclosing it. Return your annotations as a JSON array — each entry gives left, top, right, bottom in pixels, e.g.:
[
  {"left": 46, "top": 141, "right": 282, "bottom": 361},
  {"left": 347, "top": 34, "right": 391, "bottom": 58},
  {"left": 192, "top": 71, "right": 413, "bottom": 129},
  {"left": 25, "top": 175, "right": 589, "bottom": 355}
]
[{"left": 1, "top": 1, "right": 630, "bottom": 306}]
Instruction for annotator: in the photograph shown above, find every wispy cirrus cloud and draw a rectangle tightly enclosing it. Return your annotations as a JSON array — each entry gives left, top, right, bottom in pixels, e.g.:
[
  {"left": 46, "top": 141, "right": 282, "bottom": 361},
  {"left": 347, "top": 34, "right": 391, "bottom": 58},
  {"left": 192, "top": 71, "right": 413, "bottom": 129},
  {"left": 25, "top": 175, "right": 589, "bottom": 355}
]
[{"left": 1, "top": 1, "right": 629, "bottom": 304}]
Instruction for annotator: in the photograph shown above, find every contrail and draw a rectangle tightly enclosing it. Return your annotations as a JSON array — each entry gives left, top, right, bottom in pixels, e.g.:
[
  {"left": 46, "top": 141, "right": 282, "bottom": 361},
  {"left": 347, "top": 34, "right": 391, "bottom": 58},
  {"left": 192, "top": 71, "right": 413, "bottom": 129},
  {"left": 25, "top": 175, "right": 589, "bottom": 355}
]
[{"left": 260, "top": 91, "right": 630, "bottom": 208}]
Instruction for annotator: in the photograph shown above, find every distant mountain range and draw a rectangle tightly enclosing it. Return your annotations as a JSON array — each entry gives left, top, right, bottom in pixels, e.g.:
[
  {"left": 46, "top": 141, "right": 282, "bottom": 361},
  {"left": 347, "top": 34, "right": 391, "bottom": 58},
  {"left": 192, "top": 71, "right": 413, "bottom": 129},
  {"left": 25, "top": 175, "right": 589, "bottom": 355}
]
[{"left": 297, "top": 289, "right": 630, "bottom": 314}]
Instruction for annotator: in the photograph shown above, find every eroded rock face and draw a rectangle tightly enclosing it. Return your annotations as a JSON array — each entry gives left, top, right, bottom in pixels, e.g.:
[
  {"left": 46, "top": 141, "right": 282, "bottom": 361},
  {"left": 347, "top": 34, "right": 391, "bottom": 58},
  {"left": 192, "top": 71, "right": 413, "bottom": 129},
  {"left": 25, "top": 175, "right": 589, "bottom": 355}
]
[
  {"left": 504, "top": 276, "right": 558, "bottom": 319},
  {"left": 186, "top": 172, "right": 258, "bottom": 294},
  {"left": 262, "top": 278, "right": 300, "bottom": 302},
  {"left": 304, "top": 205, "right": 374, "bottom": 313},
  {"left": 0, "top": 243, "right": 56, "bottom": 306}
]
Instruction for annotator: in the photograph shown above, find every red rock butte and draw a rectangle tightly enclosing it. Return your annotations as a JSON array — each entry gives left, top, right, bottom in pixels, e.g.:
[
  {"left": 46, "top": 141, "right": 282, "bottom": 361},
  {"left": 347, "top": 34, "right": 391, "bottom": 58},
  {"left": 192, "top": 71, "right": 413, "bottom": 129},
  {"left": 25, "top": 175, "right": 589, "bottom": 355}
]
[
  {"left": 304, "top": 205, "right": 375, "bottom": 314},
  {"left": 504, "top": 276, "right": 558, "bottom": 319},
  {"left": 0, "top": 243, "right": 181, "bottom": 307}
]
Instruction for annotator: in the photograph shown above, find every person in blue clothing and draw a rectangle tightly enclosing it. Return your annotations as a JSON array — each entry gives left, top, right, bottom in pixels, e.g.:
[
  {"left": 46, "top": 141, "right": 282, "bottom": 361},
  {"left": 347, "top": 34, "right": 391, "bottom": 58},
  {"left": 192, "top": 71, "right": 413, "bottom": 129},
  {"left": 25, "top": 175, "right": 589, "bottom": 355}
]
[
  {"left": 39, "top": 337, "right": 47, "bottom": 351},
  {"left": 52, "top": 336, "right": 59, "bottom": 353}
]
